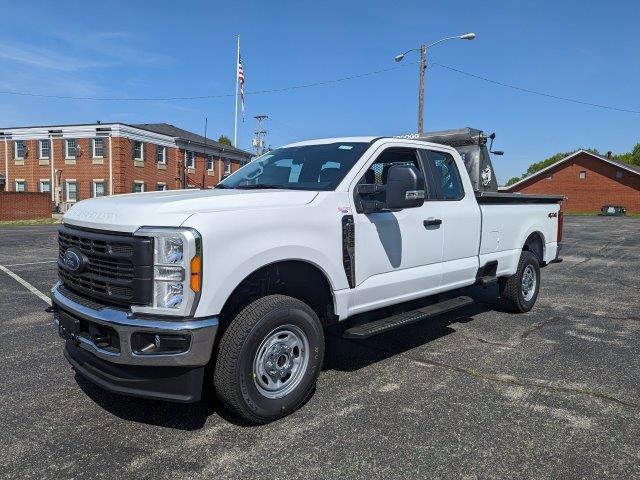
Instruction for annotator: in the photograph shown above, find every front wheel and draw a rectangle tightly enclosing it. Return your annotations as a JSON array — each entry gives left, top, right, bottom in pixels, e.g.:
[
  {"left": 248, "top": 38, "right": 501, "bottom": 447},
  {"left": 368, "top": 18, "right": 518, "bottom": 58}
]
[
  {"left": 499, "top": 250, "right": 540, "bottom": 313},
  {"left": 213, "top": 295, "right": 324, "bottom": 424}
]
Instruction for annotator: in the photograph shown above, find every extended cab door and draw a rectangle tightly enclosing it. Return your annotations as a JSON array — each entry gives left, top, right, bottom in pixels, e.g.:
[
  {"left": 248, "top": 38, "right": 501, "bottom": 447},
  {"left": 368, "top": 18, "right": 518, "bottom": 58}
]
[
  {"left": 349, "top": 145, "right": 444, "bottom": 315},
  {"left": 421, "top": 148, "right": 481, "bottom": 289}
]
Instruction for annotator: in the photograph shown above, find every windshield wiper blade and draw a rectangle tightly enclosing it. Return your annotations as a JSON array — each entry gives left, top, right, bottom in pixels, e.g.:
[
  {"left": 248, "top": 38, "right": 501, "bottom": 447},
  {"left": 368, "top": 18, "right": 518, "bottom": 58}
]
[{"left": 235, "top": 184, "right": 284, "bottom": 189}]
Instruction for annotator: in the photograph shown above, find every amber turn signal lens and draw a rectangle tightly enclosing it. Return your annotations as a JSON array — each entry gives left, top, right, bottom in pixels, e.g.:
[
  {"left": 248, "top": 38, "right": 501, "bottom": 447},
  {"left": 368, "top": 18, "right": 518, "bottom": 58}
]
[{"left": 190, "top": 256, "right": 201, "bottom": 292}]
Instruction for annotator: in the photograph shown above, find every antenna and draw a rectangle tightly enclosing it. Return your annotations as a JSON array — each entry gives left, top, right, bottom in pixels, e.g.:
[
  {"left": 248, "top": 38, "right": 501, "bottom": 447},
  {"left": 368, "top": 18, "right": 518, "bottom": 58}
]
[
  {"left": 252, "top": 114, "right": 269, "bottom": 156},
  {"left": 201, "top": 117, "right": 208, "bottom": 189}
]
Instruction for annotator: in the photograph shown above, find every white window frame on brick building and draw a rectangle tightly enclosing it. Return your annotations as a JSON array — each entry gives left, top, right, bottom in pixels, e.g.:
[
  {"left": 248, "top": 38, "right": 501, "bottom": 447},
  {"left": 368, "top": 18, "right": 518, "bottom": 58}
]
[
  {"left": 186, "top": 151, "right": 195, "bottom": 169},
  {"left": 133, "top": 181, "right": 145, "bottom": 193},
  {"left": 224, "top": 158, "right": 231, "bottom": 174},
  {"left": 206, "top": 155, "right": 215, "bottom": 172},
  {"left": 39, "top": 139, "right": 51, "bottom": 159},
  {"left": 93, "top": 138, "right": 105, "bottom": 158},
  {"left": 39, "top": 180, "right": 51, "bottom": 193},
  {"left": 65, "top": 181, "right": 78, "bottom": 202},
  {"left": 579, "top": 171, "right": 587, "bottom": 179},
  {"left": 93, "top": 180, "right": 106, "bottom": 198},
  {"left": 15, "top": 179, "right": 26, "bottom": 192},
  {"left": 134, "top": 141, "right": 144, "bottom": 161},
  {"left": 156, "top": 182, "right": 167, "bottom": 191},
  {"left": 65, "top": 139, "right": 77, "bottom": 159},
  {"left": 156, "top": 145, "right": 166, "bottom": 164},
  {"left": 14, "top": 141, "right": 26, "bottom": 159}
]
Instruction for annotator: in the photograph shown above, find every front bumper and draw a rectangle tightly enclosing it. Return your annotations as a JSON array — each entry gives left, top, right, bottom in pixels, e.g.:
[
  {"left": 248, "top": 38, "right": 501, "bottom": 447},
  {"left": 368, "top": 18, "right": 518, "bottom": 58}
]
[{"left": 51, "top": 282, "right": 218, "bottom": 402}]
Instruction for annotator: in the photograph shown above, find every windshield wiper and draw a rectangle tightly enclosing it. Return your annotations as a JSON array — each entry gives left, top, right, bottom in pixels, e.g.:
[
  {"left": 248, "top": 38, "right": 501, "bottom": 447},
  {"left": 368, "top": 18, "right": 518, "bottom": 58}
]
[{"left": 234, "top": 184, "right": 285, "bottom": 190}]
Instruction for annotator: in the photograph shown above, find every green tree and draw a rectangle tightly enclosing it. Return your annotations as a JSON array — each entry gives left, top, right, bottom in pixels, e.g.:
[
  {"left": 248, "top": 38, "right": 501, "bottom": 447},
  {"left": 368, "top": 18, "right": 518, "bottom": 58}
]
[
  {"left": 217, "top": 135, "right": 232, "bottom": 146},
  {"left": 616, "top": 143, "right": 640, "bottom": 166},
  {"left": 505, "top": 176, "right": 522, "bottom": 186}
]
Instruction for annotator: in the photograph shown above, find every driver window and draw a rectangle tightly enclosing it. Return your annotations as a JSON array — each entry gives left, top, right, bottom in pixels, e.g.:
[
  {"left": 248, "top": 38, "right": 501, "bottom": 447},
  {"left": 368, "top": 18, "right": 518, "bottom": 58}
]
[{"left": 358, "top": 147, "right": 423, "bottom": 202}]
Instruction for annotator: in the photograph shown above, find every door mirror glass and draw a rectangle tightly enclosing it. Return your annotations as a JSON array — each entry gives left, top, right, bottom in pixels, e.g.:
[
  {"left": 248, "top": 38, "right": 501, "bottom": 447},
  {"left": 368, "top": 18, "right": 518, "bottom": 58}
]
[{"left": 385, "top": 165, "right": 425, "bottom": 210}]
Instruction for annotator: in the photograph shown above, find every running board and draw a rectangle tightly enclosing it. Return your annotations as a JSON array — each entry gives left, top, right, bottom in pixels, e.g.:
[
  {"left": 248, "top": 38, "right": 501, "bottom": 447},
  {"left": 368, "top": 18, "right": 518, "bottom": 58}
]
[{"left": 342, "top": 295, "right": 473, "bottom": 339}]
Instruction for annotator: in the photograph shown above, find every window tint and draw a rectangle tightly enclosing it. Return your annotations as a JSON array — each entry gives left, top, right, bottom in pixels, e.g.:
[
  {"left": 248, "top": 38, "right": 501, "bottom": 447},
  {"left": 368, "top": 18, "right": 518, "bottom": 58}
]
[
  {"left": 220, "top": 142, "right": 369, "bottom": 191},
  {"left": 428, "top": 150, "right": 464, "bottom": 200},
  {"left": 358, "top": 147, "right": 423, "bottom": 203}
]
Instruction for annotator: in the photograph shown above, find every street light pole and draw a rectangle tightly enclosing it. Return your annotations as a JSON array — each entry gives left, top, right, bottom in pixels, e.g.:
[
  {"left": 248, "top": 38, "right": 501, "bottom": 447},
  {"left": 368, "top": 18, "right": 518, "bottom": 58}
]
[
  {"left": 395, "top": 32, "right": 475, "bottom": 134},
  {"left": 417, "top": 44, "right": 427, "bottom": 134}
]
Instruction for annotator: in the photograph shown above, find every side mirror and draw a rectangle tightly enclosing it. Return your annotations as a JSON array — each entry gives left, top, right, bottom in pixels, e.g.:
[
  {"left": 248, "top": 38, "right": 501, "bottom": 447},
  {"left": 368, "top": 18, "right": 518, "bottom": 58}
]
[{"left": 386, "top": 165, "right": 425, "bottom": 210}]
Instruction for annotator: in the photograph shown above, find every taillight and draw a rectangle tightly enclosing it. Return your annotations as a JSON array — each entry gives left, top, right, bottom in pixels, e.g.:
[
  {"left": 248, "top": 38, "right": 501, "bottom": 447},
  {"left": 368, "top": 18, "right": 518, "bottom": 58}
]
[{"left": 557, "top": 210, "right": 563, "bottom": 243}]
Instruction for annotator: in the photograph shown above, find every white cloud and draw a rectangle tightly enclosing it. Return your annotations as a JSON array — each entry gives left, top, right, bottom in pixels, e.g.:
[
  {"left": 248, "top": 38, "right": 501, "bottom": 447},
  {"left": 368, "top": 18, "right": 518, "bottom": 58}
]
[{"left": 0, "top": 42, "right": 110, "bottom": 71}]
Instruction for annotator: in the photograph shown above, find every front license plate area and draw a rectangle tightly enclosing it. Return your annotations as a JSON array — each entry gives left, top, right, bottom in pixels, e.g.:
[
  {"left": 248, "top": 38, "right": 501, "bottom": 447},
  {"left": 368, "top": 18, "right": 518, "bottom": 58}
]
[{"left": 58, "top": 311, "right": 81, "bottom": 344}]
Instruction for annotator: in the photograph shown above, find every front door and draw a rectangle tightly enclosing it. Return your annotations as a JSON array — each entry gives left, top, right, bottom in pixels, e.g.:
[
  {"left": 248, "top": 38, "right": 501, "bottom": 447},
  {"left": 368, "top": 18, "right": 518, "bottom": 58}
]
[{"left": 349, "top": 146, "right": 444, "bottom": 316}]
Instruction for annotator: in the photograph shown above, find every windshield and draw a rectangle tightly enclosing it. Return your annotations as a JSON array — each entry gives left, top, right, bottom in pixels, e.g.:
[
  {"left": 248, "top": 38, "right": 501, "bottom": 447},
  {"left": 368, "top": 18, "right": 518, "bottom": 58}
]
[{"left": 218, "top": 142, "right": 369, "bottom": 191}]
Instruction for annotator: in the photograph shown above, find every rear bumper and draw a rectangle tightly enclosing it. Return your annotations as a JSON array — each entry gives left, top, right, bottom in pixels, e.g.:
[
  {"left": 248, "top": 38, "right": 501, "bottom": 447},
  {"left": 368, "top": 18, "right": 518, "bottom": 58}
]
[{"left": 51, "top": 282, "right": 218, "bottom": 402}]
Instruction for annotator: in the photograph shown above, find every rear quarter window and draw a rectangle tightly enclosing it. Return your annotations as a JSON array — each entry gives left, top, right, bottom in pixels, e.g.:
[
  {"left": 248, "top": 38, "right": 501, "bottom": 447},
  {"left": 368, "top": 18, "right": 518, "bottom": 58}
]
[{"left": 428, "top": 150, "right": 464, "bottom": 200}]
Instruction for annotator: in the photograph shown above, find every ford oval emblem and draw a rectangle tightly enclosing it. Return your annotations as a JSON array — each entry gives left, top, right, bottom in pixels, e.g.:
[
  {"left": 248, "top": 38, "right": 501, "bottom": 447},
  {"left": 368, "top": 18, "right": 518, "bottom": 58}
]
[{"left": 64, "top": 247, "right": 87, "bottom": 274}]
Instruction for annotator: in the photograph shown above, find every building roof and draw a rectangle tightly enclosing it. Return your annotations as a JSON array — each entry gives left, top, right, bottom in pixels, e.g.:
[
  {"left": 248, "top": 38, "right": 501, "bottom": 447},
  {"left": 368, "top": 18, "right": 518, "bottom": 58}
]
[
  {"left": 506, "top": 149, "right": 640, "bottom": 190},
  {"left": 132, "top": 123, "right": 251, "bottom": 157}
]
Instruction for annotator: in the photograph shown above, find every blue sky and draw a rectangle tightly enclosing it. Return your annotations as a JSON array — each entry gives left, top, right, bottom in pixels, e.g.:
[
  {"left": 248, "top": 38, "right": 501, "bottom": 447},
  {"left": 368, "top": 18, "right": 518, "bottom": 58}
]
[{"left": 1, "top": 0, "right": 638, "bottom": 183}]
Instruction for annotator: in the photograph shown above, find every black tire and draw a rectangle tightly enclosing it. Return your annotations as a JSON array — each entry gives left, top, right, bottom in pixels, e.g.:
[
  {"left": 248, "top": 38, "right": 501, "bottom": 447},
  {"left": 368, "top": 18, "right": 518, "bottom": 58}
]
[
  {"left": 213, "top": 294, "right": 324, "bottom": 424},
  {"left": 499, "top": 250, "right": 541, "bottom": 313}
]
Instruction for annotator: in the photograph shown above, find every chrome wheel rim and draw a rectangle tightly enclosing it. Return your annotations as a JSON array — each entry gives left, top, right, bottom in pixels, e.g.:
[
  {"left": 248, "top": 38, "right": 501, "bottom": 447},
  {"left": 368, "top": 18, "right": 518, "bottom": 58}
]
[
  {"left": 253, "top": 324, "right": 310, "bottom": 399},
  {"left": 521, "top": 265, "right": 537, "bottom": 302}
]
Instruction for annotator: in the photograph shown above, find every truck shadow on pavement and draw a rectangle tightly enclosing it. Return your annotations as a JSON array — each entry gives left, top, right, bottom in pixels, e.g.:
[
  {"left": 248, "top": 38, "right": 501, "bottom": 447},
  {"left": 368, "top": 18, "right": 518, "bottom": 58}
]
[
  {"left": 323, "top": 285, "right": 503, "bottom": 372},
  {"left": 74, "top": 284, "right": 503, "bottom": 430}
]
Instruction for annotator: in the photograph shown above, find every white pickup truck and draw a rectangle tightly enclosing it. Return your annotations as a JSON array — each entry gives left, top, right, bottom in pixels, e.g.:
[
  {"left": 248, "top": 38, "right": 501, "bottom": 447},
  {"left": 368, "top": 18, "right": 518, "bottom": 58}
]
[{"left": 52, "top": 129, "right": 563, "bottom": 423}]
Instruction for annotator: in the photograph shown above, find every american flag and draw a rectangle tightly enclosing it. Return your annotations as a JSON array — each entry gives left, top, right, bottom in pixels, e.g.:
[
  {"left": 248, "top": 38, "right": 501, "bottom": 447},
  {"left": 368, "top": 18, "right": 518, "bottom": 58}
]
[{"left": 237, "top": 55, "right": 245, "bottom": 121}]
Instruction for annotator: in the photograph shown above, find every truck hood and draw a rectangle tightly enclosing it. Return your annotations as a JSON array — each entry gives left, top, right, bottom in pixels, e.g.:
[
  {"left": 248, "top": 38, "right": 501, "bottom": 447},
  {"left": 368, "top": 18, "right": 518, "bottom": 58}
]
[{"left": 63, "top": 189, "right": 319, "bottom": 233}]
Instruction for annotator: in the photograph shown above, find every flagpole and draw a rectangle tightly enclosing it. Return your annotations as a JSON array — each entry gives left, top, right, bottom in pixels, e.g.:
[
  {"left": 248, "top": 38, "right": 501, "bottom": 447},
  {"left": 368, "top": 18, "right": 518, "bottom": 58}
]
[{"left": 233, "top": 34, "right": 240, "bottom": 148}]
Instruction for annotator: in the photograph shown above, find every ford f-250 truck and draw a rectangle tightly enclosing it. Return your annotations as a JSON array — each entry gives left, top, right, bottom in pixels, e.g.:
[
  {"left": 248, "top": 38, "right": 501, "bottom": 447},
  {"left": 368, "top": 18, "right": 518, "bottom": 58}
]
[{"left": 52, "top": 129, "right": 563, "bottom": 423}]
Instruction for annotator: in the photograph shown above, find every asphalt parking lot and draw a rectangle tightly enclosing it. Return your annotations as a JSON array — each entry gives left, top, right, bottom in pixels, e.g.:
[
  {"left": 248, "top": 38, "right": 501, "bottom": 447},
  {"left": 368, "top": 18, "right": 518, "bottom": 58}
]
[{"left": 1, "top": 217, "right": 639, "bottom": 479}]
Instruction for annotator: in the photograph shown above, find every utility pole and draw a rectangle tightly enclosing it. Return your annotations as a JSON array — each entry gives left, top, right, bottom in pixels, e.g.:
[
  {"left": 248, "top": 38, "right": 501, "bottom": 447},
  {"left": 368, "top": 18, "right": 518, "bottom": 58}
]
[
  {"left": 417, "top": 44, "right": 426, "bottom": 134},
  {"left": 252, "top": 114, "right": 269, "bottom": 156},
  {"left": 395, "top": 33, "right": 475, "bottom": 134}
]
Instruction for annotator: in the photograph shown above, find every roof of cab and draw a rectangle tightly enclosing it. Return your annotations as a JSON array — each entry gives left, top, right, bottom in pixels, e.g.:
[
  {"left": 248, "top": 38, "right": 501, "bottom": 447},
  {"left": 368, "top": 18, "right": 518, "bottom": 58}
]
[{"left": 282, "top": 137, "right": 381, "bottom": 148}]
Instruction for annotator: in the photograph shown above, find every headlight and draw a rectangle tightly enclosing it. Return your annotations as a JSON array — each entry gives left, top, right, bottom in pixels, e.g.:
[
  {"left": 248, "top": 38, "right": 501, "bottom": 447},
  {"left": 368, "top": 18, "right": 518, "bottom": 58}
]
[{"left": 131, "top": 227, "right": 201, "bottom": 317}]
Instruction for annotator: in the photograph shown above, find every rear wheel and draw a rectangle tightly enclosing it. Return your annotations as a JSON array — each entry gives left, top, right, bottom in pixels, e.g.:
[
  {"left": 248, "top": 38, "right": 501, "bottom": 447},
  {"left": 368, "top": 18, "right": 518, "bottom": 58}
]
[
  {"left": 499, "top": 250, "right": 540, "bottom": 313},
  {"left": 213, "top": 295, "right": 324, "bottom": 424}
]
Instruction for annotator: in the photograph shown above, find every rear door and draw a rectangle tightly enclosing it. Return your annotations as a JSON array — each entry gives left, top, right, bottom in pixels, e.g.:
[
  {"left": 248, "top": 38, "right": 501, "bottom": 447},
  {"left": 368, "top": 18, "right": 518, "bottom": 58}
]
[
  {"left": 349, "top": 145, "right": 444, "bottom": 315},
  {"left": 421, "top": 148, "right": 481, "bottom": 289}
]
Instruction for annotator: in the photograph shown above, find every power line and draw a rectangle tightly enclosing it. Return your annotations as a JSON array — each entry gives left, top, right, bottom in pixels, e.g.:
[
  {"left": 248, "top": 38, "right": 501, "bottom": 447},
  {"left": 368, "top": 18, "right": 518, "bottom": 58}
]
[
  {"left": 0, "top": 64, "right": 414, "bottom": 102},
  {"left": 0, "top": 59, "right": 637, "bottom": 116},
  {"left": 431, "top": 62, "right": 640, "bottom": 115}
]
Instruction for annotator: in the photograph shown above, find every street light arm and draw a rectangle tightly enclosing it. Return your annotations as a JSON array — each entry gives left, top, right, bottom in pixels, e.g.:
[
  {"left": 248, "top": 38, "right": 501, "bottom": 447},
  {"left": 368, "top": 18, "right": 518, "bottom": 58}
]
[
  {"left": 395, "top": 33, "right": 475, "bottom": 61},
  {"left": 425, "top": 35, "right": 464, "bottom": 49}
]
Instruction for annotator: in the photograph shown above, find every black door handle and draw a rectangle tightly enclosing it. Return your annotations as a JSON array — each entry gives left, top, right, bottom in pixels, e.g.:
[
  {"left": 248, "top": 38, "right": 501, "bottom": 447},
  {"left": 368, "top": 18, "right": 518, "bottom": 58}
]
[{"left": 424, "top": 218, "right": 442, "bottom": 227}]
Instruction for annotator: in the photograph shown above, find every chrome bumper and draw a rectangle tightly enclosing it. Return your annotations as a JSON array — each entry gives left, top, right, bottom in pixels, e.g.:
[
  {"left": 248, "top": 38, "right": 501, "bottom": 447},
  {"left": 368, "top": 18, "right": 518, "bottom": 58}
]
[{"left": 51, "top": 282, "right": 218, "bottom": 367}]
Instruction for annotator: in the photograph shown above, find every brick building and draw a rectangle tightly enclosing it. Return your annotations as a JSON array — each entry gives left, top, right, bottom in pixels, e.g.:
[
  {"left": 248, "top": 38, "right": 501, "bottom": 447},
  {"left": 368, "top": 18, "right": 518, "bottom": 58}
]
[
  {"left": 504, "top": 150, "right": 640, "bottom": 213},
  {"left": 0, "top": 122, "right": 252, "bottom": 211}
]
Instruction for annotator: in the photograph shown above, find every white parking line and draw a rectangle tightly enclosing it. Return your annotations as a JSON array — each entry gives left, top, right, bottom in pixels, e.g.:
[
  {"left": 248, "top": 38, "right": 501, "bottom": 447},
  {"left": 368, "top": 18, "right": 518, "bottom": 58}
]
[
  {"left": 0, "top": 264, "right": 51, "bottom": 305},
  {"left": 3, "top": 260, "right": 57, "bottom": 267}
]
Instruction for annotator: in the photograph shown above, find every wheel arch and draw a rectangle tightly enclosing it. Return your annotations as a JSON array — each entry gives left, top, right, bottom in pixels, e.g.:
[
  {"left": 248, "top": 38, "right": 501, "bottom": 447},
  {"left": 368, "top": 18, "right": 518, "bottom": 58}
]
[
  {"left": 219, "top": 259, "right": 338, "bottom": 328},
  {"left": 522, "top": 230, "right": 545, "bottom": 264}
]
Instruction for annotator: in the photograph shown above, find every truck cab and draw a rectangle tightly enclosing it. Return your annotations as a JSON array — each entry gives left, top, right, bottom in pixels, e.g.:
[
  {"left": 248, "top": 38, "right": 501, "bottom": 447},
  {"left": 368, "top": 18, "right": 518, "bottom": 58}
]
[{"left": 52, "top": 133, "right": 563, "bottom": 423}]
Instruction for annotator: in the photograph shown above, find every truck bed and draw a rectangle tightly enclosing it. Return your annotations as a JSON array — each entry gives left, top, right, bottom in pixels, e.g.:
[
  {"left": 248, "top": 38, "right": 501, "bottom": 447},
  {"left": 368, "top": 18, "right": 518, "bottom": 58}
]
[{"left": 475, "top": 191, "right": 564, "bottom": 205}]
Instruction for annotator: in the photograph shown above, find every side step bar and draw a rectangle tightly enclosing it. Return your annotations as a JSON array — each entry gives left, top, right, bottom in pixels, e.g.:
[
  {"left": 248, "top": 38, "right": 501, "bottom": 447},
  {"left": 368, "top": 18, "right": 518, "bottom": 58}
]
[{"left": 343, "top": 295, "right": 473, "bottom": 339}]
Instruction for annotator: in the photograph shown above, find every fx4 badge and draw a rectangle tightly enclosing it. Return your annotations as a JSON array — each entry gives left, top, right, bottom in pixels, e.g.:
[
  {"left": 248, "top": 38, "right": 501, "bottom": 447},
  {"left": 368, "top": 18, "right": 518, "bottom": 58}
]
[{"left": 548, "top": 212, "right": 558, "bottom": 218}]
